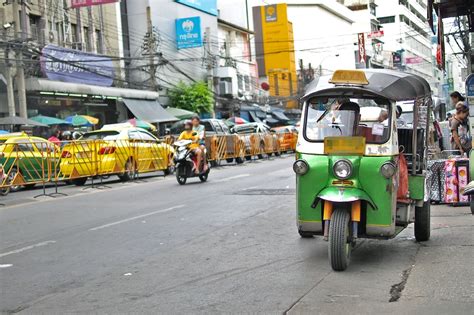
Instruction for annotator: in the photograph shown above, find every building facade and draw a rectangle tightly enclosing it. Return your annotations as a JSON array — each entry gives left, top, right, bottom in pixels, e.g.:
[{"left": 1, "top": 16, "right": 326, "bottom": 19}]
[
  {"left": 375, "top": 0, "right": 436, "bottom": 88},
  {"left": 0, "top": 0, "right": 132, "bottom": 124}
]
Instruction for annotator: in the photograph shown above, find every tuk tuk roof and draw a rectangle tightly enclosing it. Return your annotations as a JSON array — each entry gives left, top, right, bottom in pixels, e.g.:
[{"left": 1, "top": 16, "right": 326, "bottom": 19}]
[{"left": 303, "top": 69, "right": 432, "bottom": 102}]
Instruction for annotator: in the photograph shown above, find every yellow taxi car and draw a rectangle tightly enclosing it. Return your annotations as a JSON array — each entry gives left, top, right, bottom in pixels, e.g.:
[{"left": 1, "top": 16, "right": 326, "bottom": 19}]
[
  {"left": 0, "top": 132, "right": 59, "bottom": 191},
  {"left": 271, "top": 126, "right": 298, "bottom": 152},
  {"left": 59, "top": 124, "right": 175, "bottom": 185}
]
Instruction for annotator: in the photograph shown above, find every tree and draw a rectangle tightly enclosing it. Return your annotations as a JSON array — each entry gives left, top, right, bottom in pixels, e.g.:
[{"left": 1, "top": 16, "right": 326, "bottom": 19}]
[{"left": 168, "top": 81, "right": 214, "bottom": 114}]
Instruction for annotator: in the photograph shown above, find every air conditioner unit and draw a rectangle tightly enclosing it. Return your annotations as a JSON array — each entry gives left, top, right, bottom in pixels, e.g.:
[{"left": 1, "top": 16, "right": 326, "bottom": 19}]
[
  {"left": 219, "top": 81, "right": 233, "bottom": 96},
  {"left": 48, "top": 30, "right": 58, "bottom": 43}
]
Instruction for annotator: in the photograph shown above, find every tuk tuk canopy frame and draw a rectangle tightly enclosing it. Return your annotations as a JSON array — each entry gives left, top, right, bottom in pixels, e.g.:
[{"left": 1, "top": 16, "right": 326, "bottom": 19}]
[{"left": 302, "top": 69, "right": 433, "bottom": 175}]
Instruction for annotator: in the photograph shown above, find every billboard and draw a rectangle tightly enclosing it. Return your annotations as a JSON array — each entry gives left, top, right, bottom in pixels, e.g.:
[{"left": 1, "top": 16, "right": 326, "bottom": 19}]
[
  {"left": 71, "top": 0, "right": 118, "bottom": 8},
  {"left": 176, "top": 16, "right": 202, "bottom": 49},
  {"left": 175, "top": 0, "right": 217, "bottom": 16},
  {"left": 40, "top": 45, "right": 114, "bottom": 87}
]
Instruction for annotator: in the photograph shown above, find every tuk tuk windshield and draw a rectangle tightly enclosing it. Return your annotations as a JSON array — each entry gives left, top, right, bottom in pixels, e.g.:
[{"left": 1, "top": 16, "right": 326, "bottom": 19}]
[{"left": 304, "top": 98, "right": 391, "bottom": 144}]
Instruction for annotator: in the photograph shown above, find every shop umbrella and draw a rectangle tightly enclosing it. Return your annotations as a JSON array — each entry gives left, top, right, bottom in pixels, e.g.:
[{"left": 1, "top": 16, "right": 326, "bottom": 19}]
[
  {"left": 0, "top": 116, "right": 47, "bottom": 127},
  {"left": 165, "top": 107, "right": 196, "bottom": 120},
  {"left": 226, "top": 117, "right": 249, "bottom": 126},
  {"left": 124, "top": 118, "right": 157, "bottom": 131},
  {"left": 30, "top": 115, "right": 71, "bottom": 126},
  {"left": 65, "top": 115, "right": 99, "bottom": 126}
]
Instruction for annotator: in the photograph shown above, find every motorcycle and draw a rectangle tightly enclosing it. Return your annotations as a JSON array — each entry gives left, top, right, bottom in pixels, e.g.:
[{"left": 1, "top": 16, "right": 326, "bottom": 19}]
[
  {"left": 0, "top": 164, "right": 10, "bottom": 196},
  {"left": 173, "top": 140, "right": 210, "bottom": 185}
]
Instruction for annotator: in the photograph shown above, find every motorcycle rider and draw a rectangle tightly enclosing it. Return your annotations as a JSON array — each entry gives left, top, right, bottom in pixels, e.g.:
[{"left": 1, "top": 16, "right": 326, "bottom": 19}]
[
  {"left": 178, "top": 120, "right": 203, "bottom": 174},
  {"left": 191, "top": 115, "right": 208, "bottom": 172}
]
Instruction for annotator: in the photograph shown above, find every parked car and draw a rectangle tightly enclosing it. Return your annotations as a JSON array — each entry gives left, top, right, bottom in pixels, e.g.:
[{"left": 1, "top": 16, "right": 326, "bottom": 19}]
[
  {"left": 231, "top": 123, "right": 278, "bottom": 159},
  {"left": 170, "top": 119, "right": 230, "bottom": 136},
  {"left": 0, "top": 133, "right": 59, "bottom": 192},
  {"left": 60, "top": 124, "right": 174, "bottom": 186},
  {"left": 271, "top": 126, "right": 297, "bottom": 152}
]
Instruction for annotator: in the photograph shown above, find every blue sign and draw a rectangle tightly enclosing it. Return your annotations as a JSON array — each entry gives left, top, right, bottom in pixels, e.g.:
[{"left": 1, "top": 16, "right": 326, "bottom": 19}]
[
  {"left": 175, "top": 0, "right": 217, "bottom": 16},
  {"left": 466, "top": 74, "right": 474, "bottom": 97},
  {"left": 176, "top": 16, "right": 202, "bottom": 49},
  {"left": 40, "top": 45, "right": 114, "bottom": 87}
]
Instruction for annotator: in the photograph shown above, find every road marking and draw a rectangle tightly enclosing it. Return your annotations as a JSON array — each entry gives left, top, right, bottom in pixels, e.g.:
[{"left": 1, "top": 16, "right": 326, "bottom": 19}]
[
  {"left": 0, "top": 264, "right": 13, "bottom": 268},
  {"left": 213, "top": 174, "right": 250, "bottom": 183},
  {"left": 89, "top": 205, "right": 186, "bottom": 231},
  {"left": 0, "top": 240, "right": 56, "bottom": 258}
]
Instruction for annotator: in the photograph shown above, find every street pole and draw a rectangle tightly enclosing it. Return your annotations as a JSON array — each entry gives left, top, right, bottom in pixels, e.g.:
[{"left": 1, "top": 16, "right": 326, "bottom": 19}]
[
  {"left": 145, "top": 6, "right": 157, "bottom": 91},
  {"left": 204, "top": 27, "right": 215, "bottom": 117},
  {"left": 13, "top": 0, "right": 28, "bottom": 118},
  {"left": 5, "top": 46, "right": 16, "bottom": 117},
  {"left": 99, "top": 4, "right": 106, "bottom": 54}
]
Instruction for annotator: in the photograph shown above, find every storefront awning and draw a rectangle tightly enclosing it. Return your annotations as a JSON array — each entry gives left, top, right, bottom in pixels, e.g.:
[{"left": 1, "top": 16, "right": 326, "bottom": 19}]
[
  {"left": 25, "top": 78, "right": 159, "bottom": 100},
  {"left": 122, "top": 98, "right": 178, "bottom": 123},
  {"left": 272, "top": 111, "right": 290, "bottom": 121}
]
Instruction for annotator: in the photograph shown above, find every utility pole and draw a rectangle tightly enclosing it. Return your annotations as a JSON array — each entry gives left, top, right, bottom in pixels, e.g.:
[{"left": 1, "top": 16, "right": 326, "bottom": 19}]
[
  {"left": 13, "top": 0, "right": 28, "bottom": 118},
  {"left": 87, "top": 6, "right": 96, "bottom": 53},
  {"left": 5, "top": 46, "right": 16, "bottom": 117},
  {"left": 204, "top": 27, "right": 215, "bottom": 116},
  {"left": 76, "top": 7, "right": 83, "bottom": 50},
  {"left": 99, "top": 4, "right": 106, "bottom": 54},
  {"left": 145, "top": 6, "right": 157, "bottom": 91}
]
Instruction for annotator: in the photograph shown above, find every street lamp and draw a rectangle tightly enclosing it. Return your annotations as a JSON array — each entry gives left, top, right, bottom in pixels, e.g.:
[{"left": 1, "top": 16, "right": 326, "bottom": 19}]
[{"left": 318, "top": 54, "right": 340, "bottom": 76}]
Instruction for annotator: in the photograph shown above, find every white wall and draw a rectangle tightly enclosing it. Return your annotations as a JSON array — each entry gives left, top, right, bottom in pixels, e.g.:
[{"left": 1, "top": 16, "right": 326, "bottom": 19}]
[
  {"left": 126, "top": 0, "right": 219, "bottom": 104},
  {"left": 217, "top": 0, "right": 249, "bottom": 29}
]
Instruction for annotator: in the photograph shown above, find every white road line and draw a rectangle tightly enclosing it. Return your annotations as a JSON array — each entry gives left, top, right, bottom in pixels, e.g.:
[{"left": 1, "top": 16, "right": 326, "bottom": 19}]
[
  {"left": 213, "top": 174, "right": 250, "bottom": 183},
  {"left": 89, "top": 205, "right": 186, "bottom": 231},
  {"left": 0, "top": 240, "right": 56, "bottom": 258}
]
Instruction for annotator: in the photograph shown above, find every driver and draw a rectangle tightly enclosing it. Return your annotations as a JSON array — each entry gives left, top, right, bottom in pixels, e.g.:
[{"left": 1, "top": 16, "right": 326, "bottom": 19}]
[
  {"left": 178, "top": 120, "right": 203, "bottom": 174},
  {"left": 338, "top": 101, "right": 360, "bottom": 135}
]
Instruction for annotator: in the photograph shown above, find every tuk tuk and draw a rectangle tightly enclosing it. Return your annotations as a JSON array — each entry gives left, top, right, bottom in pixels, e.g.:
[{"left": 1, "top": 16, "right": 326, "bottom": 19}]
[{"left": 294, "top": 70, "right": 432, "bottom": 271}]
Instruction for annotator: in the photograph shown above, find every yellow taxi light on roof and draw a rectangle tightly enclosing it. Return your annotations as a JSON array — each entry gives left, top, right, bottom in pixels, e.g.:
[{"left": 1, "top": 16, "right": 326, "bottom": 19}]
[{"left": 329, "top": 70, "right": 369, "bottom": 85}]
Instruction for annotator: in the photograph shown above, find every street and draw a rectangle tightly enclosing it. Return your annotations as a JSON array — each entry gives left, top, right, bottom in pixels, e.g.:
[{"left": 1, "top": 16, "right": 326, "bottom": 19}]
[{"left": 0, "top": 156, "right": 473, "bottom": 314}]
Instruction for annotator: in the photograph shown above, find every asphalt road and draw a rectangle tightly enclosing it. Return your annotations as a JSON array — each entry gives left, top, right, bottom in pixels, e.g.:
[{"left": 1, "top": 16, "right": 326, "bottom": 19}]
[{"left": 0, "top": 155, "right": 473, "bottom": 314}]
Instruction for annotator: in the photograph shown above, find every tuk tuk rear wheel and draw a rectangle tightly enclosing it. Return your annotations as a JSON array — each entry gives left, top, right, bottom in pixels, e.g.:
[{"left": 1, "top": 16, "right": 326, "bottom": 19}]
[
  {"left": 415, "top": 201, "right": 431, "bottom": 241},
  {"left": 470, "top": 196, "right": 474, "bottom": 215},
  {"left": 328, "top": 209, "right": 352, "bottom": 271}
]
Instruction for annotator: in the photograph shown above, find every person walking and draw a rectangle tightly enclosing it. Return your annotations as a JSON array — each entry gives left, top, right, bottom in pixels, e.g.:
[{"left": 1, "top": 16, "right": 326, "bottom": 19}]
[{"left": 450, "top": 103, "right": 471, "bottom": 156}]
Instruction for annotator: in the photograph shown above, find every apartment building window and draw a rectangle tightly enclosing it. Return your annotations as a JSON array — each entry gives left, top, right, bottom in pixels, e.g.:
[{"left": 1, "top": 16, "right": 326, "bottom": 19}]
[
  {"left": 369, "top": 2, "right": 376, "bottom": 16},
  {"left": 55, "top": 22, "right": 64, "bottom": 45},
  {"left": 83, "top": 27, "right": 91, "bottom": 51},
  {"left": 95, "top": 30, "right": 102, "bottom": 54},
  {"left": 399, "top": 14, "right": 428, "bottom": 38},
  {"left": 29, "top": 14, "right": 41, "bottom": 41},
  {"left": 71, "top": 23, "right": 78, "bottom": 47},
  {"left": 244, "top": 75, "right": 250, "bottom": 92},
  {"left": 237, "top": 74, "right": 243, "bottom": 91},
  {"left": 379, "top": 16, "right": 395, "bottom": 24}
]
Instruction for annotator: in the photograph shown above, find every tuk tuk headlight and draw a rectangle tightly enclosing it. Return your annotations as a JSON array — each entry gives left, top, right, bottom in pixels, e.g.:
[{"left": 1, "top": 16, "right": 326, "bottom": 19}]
[
  {"left": 293, "top": 160, "right": 309, "bottom": 175},
  {"left": 380, "top": 161, "right": 396, "bottom": 178},
  {"left": 333, "top": 159, "right": 352, "bottom": 179}
]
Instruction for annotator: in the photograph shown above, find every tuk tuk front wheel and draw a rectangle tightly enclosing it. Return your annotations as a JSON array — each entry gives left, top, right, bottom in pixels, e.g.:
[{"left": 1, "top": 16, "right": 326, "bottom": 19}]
[
  {"left": 328, "top": 209, "right": 352, "bottom": 271},
  {"left": 414, "top": 202, "right": 431, "bottom": 241}
]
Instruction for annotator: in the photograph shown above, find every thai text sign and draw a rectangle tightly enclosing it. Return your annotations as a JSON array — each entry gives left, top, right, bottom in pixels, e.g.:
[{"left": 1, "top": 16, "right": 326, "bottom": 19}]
[
  {"left": 175, "top": 0, "right": 217, "bottom": 16},
  {"left": 176, "top": 16, "right": 202, "bottom": 49},
  {"left": 71, "top": 0, "right": 118, "bottom": 8},
  {"left": 405, "top": 56, "right": 423, "bottom": 64},
  {"left": 40, "top": 45, "right": 114, "bottom": 87}
]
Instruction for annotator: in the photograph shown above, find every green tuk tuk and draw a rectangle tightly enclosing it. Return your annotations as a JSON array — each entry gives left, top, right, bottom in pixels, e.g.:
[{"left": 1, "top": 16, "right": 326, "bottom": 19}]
[{"left": 294, "top": 70, "right": 432, "bottom": 271}]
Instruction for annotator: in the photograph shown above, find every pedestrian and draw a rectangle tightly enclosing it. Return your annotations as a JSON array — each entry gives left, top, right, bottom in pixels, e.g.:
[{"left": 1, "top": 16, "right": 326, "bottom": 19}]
[
  {"left": 48, "top": 129, "right": 61, "bottom": 146},
  {"left": 450, "top": 103, "right": 471, "bottom": 156},
  {"left": 450, "top": 91, "right": 465, "bottom": 109}
]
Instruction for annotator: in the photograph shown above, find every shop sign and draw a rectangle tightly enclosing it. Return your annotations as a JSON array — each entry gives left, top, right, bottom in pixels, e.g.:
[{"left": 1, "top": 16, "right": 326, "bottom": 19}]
[
  {"left": 367, "top": 30, "right": 384, "bottom": 39},
  {"left": 71, "top": 0, "right": 118, "bottom": 8},
  {"left": 405, "top": 56, "right": 423, "bottom": 64},
  {"left": 176, "top": 16, "right": 202, "bottom": 49},
  {"left": 358, "top": 33, "right": 366, "bottom": 64},
  {"left": 466, "top": 74, "right": 474, "bottom": 113},
  {"left": 40, "top": 45, "right": 114, "bottom": 87},
  {"left": 175, "top": 0, "right": 217, "bottom": 16},
  {"left": 265, "top": 5, "right": 277, "bottom": 22}
]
